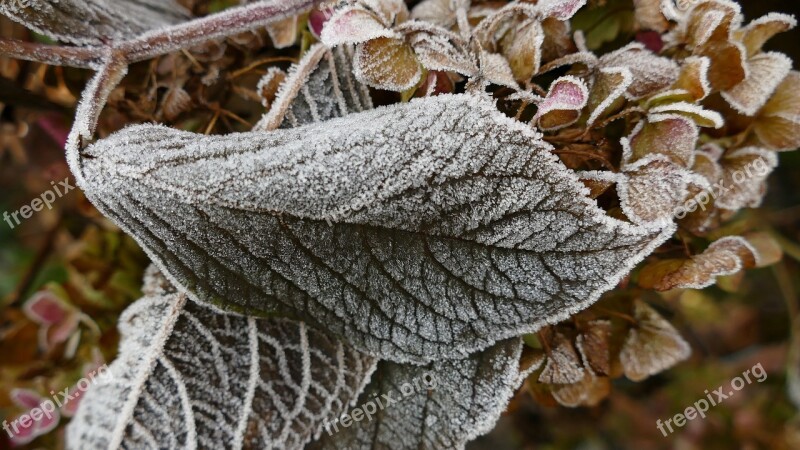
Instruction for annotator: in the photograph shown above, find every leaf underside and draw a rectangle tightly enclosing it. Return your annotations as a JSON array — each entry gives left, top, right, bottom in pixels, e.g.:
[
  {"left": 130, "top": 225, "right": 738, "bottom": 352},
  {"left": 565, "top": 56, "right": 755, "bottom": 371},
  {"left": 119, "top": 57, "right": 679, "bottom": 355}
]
[
  {"left": 67, "top": 268, "right": 377, "bottom": 450},
  {"left": 78, "top": 93, "right": 673, "bottom": 363}
]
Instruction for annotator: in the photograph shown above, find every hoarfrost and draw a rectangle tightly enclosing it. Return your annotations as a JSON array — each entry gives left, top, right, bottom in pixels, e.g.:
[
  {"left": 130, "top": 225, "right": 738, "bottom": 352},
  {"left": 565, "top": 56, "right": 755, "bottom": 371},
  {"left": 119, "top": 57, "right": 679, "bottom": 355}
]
[{"left": 77, "top": 93, "right": 673, "bottom": 363}]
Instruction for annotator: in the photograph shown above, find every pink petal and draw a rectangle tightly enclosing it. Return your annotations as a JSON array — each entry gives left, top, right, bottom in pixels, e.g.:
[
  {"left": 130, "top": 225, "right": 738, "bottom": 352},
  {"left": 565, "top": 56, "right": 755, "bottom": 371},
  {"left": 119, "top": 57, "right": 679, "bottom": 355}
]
[
  {"left": 46, "top": 313, "right": 80, "bottom": 348},
  {"left": 35, "top": 114, "right": 69, "bottom": 149},
  {"left": 23, "top": 291, "right": 69, "bottom": 326},
  {"left": 308, "top": 7, "right": 334, "bottom": 38},
  {"left": 10, "top": 389, "right": 43, "bottom": 409},
  {"left": 8, "top": 415, "right": 36, "bottom": 446},
  {"left": 636, "top": 30, "right": 664, "bottom": 53}
]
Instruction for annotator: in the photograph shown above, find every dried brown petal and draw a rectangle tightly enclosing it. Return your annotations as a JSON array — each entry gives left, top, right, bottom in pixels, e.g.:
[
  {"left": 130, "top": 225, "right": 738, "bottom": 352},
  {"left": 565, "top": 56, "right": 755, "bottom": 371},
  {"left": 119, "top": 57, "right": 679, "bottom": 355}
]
[
  {"left": 539, "top": 332, "right": 584, "bottom": 384},
  {"left": 753, "top": 71, "right": 800, "bottom": 151},
  {"left": 618, "top": 155, "right": 693, "bottom": 229},
  {"left": 599, "top": 43, "right": 680, "bottom": 100},
  {"left": 722, "top": 52, "right": 792, "bottom": 116},
  {"left": 354, "top": 37, "right": 423, "bottom": 91},
  {"left": 619, "top": 300, "right": 691, "bottom": 381},
  {"left": 584, "top": 67, "right": 633, "bottom": 127},
  {"left": 362, "top": 0, "right": 409, "bottom": 25},
  {"left": 478, "top": 51, "right": 520, "bottom": 90},
  {"left": 265, "top": 15, "right": 298, "bottom": 49},
  {"left": 411, "top": 0, "right": 462, "bottom": 27},
  {"left": 410, "top": 32, "right": 477, "bottom": 76},
  {"left": 715, "top": 147, "right": 778, "bottom": 211},
  {"left": 742, "top": 231, "right": 783, "bottom": 268},
  {"left": 576, "top": 320, "right": 611, "bottom": 376},
  {"left": 500, "top": 19, "right": 544, "bottom": 82},
  {"left": 673, "top": 56, "right": 712, "bottom": 101},
  {"left": 159, "top": 87, "right": 192, "bottom": 122},
  {"left": 638, "top": 236, "right": 757, "bottom": 290},
  {"left": 633, "top": 0, "right": 669, "bottom": 32},
  {"left": 626, "top": 114, "right": 698, "bottom": 167},
  {"left": 551, "top": 371, "right": 610, "bottom": 407},
  {"left": 540, "top": 17, "right": 577, "bottom": 62},
  {"left": 736, "top": 13, "right": 797, "bottom": 57}
]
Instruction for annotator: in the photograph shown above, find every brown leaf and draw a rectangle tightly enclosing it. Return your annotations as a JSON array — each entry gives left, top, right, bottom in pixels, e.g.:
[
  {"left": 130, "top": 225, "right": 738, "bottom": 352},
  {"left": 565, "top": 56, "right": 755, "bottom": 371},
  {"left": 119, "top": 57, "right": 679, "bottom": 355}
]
[
  {"left": 577, "top": 320, "right": 611, "bottom": 375},
  {"left": 736, "top": 13, "right": 797, "bottom": 57},
  {"left": 722, "top": 52, "right": 792, "bottom": 116},
  {"left": 354, "top": 37, "right": 423, "bottom": 91},
  {"left": 618, "top": 155, "right": 693, "bottom": 228},
  {"left": 551, "top": 371, "right": 611, "bottom": 407},
  {"left": 716, "top": 147, "right": 778, "bottom": 211},
  {"left": 600, "top": 43, "right": 680, "bottom": 100},
  {"left": 583, "top": 67, "right": 632, "bottom": 127},
  {"left": 500, "top": 19, "right": 544, "bottom": 82},
  {"left": 672, "top": 56, "right": 712, "bottom": 101},
  {"left": 619, "top": 300, "right": 691, "bottom": 381},
  {"left": 539, "top": 332, "right": 585, "bottom": 384},
  {"left": 633, "top": 0, "right": 669, "bottom": 32},
  {"left": 265, "top": 16, "right": 298, "bottom": 49},
  {"left": 626, "top": 114, "right": 698, "bottom": 167},
  {"left": 753, "top": 71, "right": 800, "bottom": 151}
]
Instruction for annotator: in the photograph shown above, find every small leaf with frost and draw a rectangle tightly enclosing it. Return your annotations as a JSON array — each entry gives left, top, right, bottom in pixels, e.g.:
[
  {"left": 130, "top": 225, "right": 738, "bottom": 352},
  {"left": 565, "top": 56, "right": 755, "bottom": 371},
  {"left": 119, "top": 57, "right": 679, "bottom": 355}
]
[
  {"left": 538, "top": 331, "right": 584, "bottom": 384},
  {"left": 499, "top": 19, "right": 544, "bottom": 82},
  {"left": 77, "top": 94, "right": 673, "bottom": 363},
  {"left": 576, "top": 320, "right": 611, "bottom": 376},
  {"left": 672, "top": 56, "right": 712, "bottom": 102},
  {"left": 632, "top": 0, "right": 669, "bottom": 33},
  {"left": 355, "top": 36, "right": 423, "bottom": 91},
  {"left": 617, "top": 155, "right": 694, "bottom": 230},
  {"left": 583, "top": 67, "right": 633, "bottom": 127},
  {"left": 722, "top": 52, "right": 792, "bottom": 116},
  {"left": 533, "top": 76, "right": 589, "bottom": 131},
  {"left": 735, "top": 13, "right": 797, "bottom": 57},
  {"left": 753, "top": 71, "right": 800, "bottom": 151},
  {"left": 619, "top": 300, "right": 691, "bottom": 381},
  {"left": 67, "top": 268, "right": 377, "bottom": 450},
  {"left": 551, "top": 368, "right": 610, "bottom": 407},
  {"left": 309, "top": 338, "right": 524, "bottom": 450},
  {"left": 625, "top": 114, "right": 698, "bottom": 167},
  {"left": 715, "top": 147, "right": 778, "bottom": 211},
  {"left": 599, "top": 43, "right": 680, "bottom": 100},
  {"left": 320, "top": 6, "right": 400, "bottom": 46},
  {"left": 638, "top": 236, "right": 758, "bottom": 291}
]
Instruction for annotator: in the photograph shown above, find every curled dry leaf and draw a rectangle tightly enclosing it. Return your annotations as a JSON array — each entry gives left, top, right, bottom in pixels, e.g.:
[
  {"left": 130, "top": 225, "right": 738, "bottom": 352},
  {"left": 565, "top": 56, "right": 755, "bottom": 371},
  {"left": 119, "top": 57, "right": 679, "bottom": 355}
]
[
  {"left": 533, "top": 76, "right": 589, "bottom": 131},
  {"left": 67, "top": 268, "right": 377, "bottom": 450},
  {"left": 265, "top": 15, "right": 299, "bottom": 49},
  {"left": 409, "top": 32, "right": 477, "bottom": 77},
  {"left": 599, "top": 43, "right": 680, "bottom": 100},
  {"left": 625, "top": 114, "right": 699, "bottom": 167},
  {"left": 722, "top": 52, "right": 793, "bottom": 116},
  {"left": 638, "top": 236, "right": 759, "bottom": 291},
  {"left": 672, "top": 56, "right": 712, "bottom": 102},
  {"left": 736, "top": 12, "right": 797, "bottom": 58},
  {"left": 0, "top": 0, "right": 190, "bottom": 46},
  {"left": 478, "top": 51, "right": 520, "bottom": 89},
  {"left": 256, "top": 67, "right": 287, "bottom": 108},
  {"left": 753, "top": 71, "right": 800, "bottom": 151},
  {"left": 500, "top": 19, "right": 544, "bottom": 82},
  {"left": 78, "top": 93, "right": 673, "bottom": 363},
  {"left": 715, "top": 147, "right": 778, "bottom": 211},
  {"left": 539, "top": 332, "right": 584, "bottom": 384},
  {"left": 583, "top": 67, "right": 633, "bottom": 127},
  {"left": 576, "top": 320, "right": 612, "bottom": 376},
  {"left": 619, "top": 300, "right": 691, "bottom": 381},
  {"left": 617, "top": 155, "right": 693, "bottom": 230},
  {"left": 550, "top": 369, "right": 610, "bottom": 407}
]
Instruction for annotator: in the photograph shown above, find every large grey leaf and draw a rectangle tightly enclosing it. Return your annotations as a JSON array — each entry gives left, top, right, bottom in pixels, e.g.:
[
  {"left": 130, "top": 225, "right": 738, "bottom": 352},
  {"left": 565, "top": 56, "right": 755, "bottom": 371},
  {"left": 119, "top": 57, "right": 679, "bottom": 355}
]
[
  {"left": 77, "top": 93, "right": 674, "bottom": 363},
  {"left": 0, "top": 0, "right": 190, "bottom": 46},
  {"left": 67, "top": 267, "right": 377, "bottom": 450},
  {"left": 307, "top": 338, "right": 524, "bottom": 450}
]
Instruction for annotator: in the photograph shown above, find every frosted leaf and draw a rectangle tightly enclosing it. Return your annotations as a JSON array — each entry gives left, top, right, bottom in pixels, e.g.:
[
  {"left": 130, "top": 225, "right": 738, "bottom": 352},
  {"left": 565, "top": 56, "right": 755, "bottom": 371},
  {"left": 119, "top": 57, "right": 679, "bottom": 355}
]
[
  {"left": 753, "top": 71, "right": 800, "bottom": 151},
  {"left": 0, "top": 0, "right": 189, "bottom": 46},
  {"left": 638, "top": 236, "right": 758, "bottom": 291},
  {"left": 632, "top": 0, "right": 669, "bottom": 33},
  {"left": 67, "top": 268, "right": 377, "bottom": 450},
  {"left": 715, "top": 147, "right": 778, "bottom": 211},
  {"left": 617, "top": 155, "right": 693, "bottom": 230},
  {"left": 78, "top": 94, "right": 673, "bottom": 363},
  {"left": 679, "top": 146, "right": 723, "bottom": 235},
  {"left": 584, "top": 67, "right": 633, "bottom": 128},
  {"left": 599, "top": 43, "right": 680, "bottom": 100},
  {"left": 619, "top": 300, "right": 690, "bottom": 381},
  {"left": 625, "top": 114, "right": 698, "bottom": 167},
  {"left": 478, "top": 51, "right": 520, "bottom": 90},
  {"left": 535, "top": 0, "right": 587, "bottom": 21},
  {"left": 533, "top": 75, "right": 589, "bottom": 131},
  {"left": 409, "top": 32, "right": 477, "bottom": 77},
  {"left": 259, "top": 44, "right": 373, "bottom": 131},
  {"left": 265, "top": 16, "right": 298, "bottom": 49},
  {"left": 722, "top": 52, "right": 792, "bottom": 116},
  {"left": 361, "top": 0, "right": 409, "bottom": 26},
  {"left": 736, "top": 13, "right": 797, "bottom": 57},
  {"left": 354, "top": 37, "right": 423, "bottom": 91},
  {"left": 550, "top": 369, "right": 610, "bottom": 407},
  {"left": 499, "top": 19, "right": 544, "bottom": 82},
  {"left": 308, "top": 338, "right": 523, "bottom": 450},
  {"left": 319, "top": 6, "right": 399, "bottom": 47},
  {"left": 410, "top": 0, "right": 468, "bottom": 28},
  {"left": 538, "top": 332, "right": 584, "bottom": 384},
  {"left": 672, "top": 56, "right": 712, "bottom": 101},
  {"left": 256, "top": 67, "right": 287, "bottom": 108},
  {"left": 649, "top": 102, "right": 724, "bottom": 129},
  {"left": 576, "top": 320, "right": 611, "bottom": 376}
]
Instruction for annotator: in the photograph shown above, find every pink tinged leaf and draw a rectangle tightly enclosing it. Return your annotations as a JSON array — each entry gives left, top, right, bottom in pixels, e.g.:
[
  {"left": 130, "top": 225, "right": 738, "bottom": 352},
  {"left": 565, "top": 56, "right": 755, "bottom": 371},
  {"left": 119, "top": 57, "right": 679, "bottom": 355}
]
[
  {"left": 9, "top": 415, "right": 37, "bottom": 446},
  {"left": 45, "top": 313, "right": 80, "bottom": 349},
  {"left": 536, "top": 0, "right": 588, "bottom": 21},
  {"left": 23, "top": 291, "right": 69, "bottom": 325},
  {"left": 35, "top": 114, "right": 69, "bottom": 149},
  {"left": 625, "top": 113, "right": 698, "bottom": 167},
  {"left": 11, "top": 388, "right": 43, "bottom": 409},
  {"left": 715, "top": 147, "right": 778, "bottom": 211},
  {"left": 635, "top": 30, "right": 664, "bottom": 52},
  {"left": 599, "top": 43, "right": 680, "bottom": 100},
  {"left": 319, "top": 7, "right": 398, "bottom": 47},
  {"left": 415, "top": 71, "right": 455, "bottom": 97},
  {"left": 308, "top": 7, "right": 334, "bottom": 38},
  {"left": 534, "top": 76, "right": 589, "bottom": 131},
  {"left": 737, "top": 13, "right": 797, "bottom": 57},
  {"left": 722, "top": 52, "right": 793, "bottom": 116},
  {"left": 618, "top": 155, "right": 694, "bottom": 230}
]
